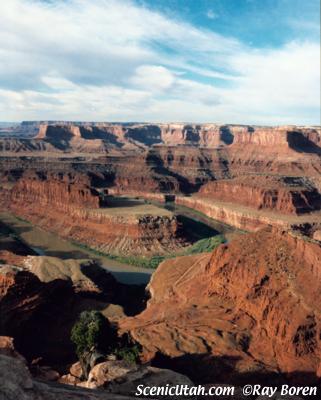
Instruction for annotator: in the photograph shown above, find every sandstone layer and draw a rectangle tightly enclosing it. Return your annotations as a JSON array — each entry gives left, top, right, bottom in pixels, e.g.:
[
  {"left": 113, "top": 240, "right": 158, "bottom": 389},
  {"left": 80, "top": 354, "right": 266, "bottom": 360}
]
[
  {"left": 120, "top": 228, "right": 321, "bottom": 384},
  {"left": 1, "top": 122, "right": 321, "bottom": 249},
  {"left": 199, "top": 176, "right": 321, "bottom": 215},
  {"left": 8, "top": 176, "right": 187, "bottom": 256},
  {"left": 12, "top": 175, "right": 101, "bottom": 209},
  {"left": 4, "top": 122, "right": 321, "bottom": 152}
]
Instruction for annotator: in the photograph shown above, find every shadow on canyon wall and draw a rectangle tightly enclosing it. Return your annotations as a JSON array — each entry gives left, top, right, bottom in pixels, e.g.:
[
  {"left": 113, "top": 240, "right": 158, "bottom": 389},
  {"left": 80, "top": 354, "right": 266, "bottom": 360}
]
[
  {"left": 152, "top": 352, "right": 321, "bottom": 388},
  {"left": 146, "top": 150, "right": 202, "bottom": 194},
  {"left": 288, "top": 131, "right": 321, "bottom": 156}
]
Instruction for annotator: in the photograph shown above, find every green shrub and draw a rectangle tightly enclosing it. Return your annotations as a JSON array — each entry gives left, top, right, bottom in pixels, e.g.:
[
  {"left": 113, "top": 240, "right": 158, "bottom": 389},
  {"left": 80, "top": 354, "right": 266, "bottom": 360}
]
[
  {"left": 72, "top": 233, "right": 225, "bottom": 269},
  {"left": 71, "top": 310, "right": 116, "bottom": 357},
  {"left": 114, "top": 333, "right": 142, "bottom": 364},
  {"left": 184, "top": 235, "right": 226, "bottom": 255},
  {"left": 71, "top": 311, "right": 142, "bottom": 366}
]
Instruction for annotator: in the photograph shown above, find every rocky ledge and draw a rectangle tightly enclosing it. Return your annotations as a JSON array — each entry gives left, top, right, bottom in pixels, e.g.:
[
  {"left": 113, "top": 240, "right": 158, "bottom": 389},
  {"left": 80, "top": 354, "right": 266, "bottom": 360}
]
[
  {"left": 0, "top": 258, "right": 145, "bottom": 364},
  {"left": 120, "top": 228, "right": 321, "bottom": 384}
]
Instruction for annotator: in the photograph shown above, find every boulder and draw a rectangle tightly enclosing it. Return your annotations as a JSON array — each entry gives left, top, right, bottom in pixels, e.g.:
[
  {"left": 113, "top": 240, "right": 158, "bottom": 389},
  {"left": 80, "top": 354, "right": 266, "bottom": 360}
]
[
  {"left": 59, "top": 373, "right": 81, "bottom": 386},
  {"left": 87, "top": 360, "right": 136, "bottom": 388},
  {"left": 33, "top": 365, "right": 60, "bottom": 381},
  {"left": 313, "top": 230, "right": 321, "bottom": 242},
  {"left": 0, "top": 335, "right": 25, "bottom": 361},
  {"left": 0, "top": 354, "right": 147, "bottom": 399},
  {"left": 0, "top": 354, "right": 33, "bottom": 400},
  {"left": 106, "top": 365, "right": 194, "bottom": 399},
  {"left": 70, "top": 361, "right": 83, "bottom": 379}
]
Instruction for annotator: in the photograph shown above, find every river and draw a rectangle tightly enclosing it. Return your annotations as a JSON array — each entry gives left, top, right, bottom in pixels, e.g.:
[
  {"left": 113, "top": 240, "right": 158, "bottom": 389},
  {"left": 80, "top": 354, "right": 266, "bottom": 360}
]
[
  {"left": 0, "top": 212, "right": 152, "bottom": 285},
  {"left": 0, "top": 201, "right": 241, "bottom": 285}
]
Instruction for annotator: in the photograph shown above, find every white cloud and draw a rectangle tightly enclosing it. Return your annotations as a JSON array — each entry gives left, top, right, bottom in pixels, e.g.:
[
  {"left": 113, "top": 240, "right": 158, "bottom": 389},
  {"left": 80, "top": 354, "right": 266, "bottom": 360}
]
[
  {"left": 129, "top": 65, "right": 175, "bottom": 91},
  {"left": 0, "top": 0, "right": 319, "bottom": 124},
  {"left": 220, "top": 41, "right": 321, "bottom": 123},
  {"left": 206, "top": 10, "right": 218, "bottom": 20}
]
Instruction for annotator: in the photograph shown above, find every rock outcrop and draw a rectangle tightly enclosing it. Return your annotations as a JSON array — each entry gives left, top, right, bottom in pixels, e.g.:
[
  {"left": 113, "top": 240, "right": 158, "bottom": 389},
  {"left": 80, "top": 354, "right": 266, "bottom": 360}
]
[
  {"left": 231, "top": 126, "right": 321, "bottom": 150},
  {"left": 0, "top": 353, "right": 146, "bottom": 400},
  {"left": 8, "top": 176, "right": 188, "bottom": 256},
  {"left": 0, "top": 346, "right": 197, "bottom": 400},
  {"left": 175, "top": 195, "right": 288, "bottom": 232},
  {"left": 1, "top": 122, "right": 321, "bottom": 242},
  {"left": 11, "top": 176, "right": 101, "bottom": 209},
  {"left": 2, "top": 123, "right": 320, "bottom": 158},
  {"left": 0, "top": 264, "right": 79, "bottom": 362},
  {"left": 0, "top": 259, "right": 144, "bottom": 364},
  {"left": 23, "top": 256, "right": 118, "bottom": 296},
  {"left": 198, "top": 176, "right": 321, "bottom": 215},
  {"left": 120, "top": 228, "right": 321, "bottom": 384}
]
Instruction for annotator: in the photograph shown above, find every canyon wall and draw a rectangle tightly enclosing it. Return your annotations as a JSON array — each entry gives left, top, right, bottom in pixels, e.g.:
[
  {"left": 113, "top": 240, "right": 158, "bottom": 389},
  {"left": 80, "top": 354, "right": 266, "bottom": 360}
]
[
  {"left": 5, "top": 122, "right": 320, "bottom": 152},
  {"left": 175, "top": 195, "right": 288, "bottom": 231},
  {"left": 8, "top": 177, "right": 186, "bottom": 256},
  {"left": 0, "top": 257, "right": 144, "bottom": 363},
  {"left": 232, "top": 127, "right": 321, "bottom": 149},
  {"left": 199, "top": 177, "right": 321, "bottom": 215},
  {"left": 11, "top": 177, "right": 101, "bottom": 210},
  {"left": 121, "top": 228, "right": 321, "bottom": 383},
  {"left": 1, "top": 122, "right": 321, "bottom": 238}
]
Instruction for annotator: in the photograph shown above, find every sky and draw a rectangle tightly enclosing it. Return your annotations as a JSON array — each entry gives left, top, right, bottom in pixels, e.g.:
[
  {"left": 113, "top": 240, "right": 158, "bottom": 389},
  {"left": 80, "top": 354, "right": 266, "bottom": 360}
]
[{"left": 0, "top": 0, "right": 320, "bottom": 124}]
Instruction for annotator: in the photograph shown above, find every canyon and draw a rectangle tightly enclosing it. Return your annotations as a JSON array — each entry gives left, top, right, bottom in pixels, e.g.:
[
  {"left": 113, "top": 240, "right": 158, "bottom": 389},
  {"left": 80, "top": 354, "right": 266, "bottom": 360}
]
[
  {"left": 1, "top": 122, "right": 320, "bottom": 240},
  {"left": 0, "top": 121, "right": 320, "bottom": 396},
  {"left": 7, "top": 175, "right": 186, "bottom": 257}
]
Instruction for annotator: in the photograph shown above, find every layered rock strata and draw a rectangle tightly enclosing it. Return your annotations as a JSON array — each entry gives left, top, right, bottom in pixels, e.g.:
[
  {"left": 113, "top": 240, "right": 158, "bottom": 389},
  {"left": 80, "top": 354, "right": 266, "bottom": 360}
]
[
  {"left": 11, "top": 177, "right": 101, "bottom": 209},
  {"left": 8, "top": 178, "right": 186, "bottom": 256},
  {"left": 120, "top": 228, "right": 321, "bottom": 383},
  {"left": 199, "top": 176, "right": 321, "bottom": 215}
]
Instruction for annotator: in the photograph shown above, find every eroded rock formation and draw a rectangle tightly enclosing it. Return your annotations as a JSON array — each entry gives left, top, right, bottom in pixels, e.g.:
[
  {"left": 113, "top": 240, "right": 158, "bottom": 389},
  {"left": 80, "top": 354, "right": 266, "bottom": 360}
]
[
  {"left": 0, "top": 340, "right": 195, "bottom": 400},
  {"left": 199, "top": 176, "right": 321, "bottom": 215},
  {"left": 1, "top": 122, "right": 321, "bottom": 254},
  {"left": 8, "top": 175, "right": 188, "bottom": 256},
  {"left": 120, "top": 228, "right": 321, "bottom": 383},
  {"left": 0, "top": 258, "right": 144, "bottom": 364},
  {"left": 11, "top": 176, "right": 101, "bottom": 209}
]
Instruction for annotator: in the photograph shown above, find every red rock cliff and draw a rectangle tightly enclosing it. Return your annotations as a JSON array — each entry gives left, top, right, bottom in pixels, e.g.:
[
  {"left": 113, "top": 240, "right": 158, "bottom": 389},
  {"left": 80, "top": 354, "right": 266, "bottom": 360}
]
[
  {"left": 11, "top": 177, "right": 101, "bottom": 210},
  {"left": 121, "top": 229, "right": 321, "bottom": 382},
  {"left": 8, "top": 177, "right": 186, "bottom": 256},
  {"left": 199, "top": 176, "right": 321, "bottom": 215}
]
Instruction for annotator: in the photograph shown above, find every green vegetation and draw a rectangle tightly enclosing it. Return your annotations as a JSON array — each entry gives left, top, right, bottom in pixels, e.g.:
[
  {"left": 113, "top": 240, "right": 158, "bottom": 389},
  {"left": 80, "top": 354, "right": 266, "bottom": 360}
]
[
  {"left": 108, "top": 253, "right": 166, "bottom": 269},
  {"left": 71, "top": 310, "right": 117, "bottom": 357},
  {"left": 118, "top": 234, "right": 226, "bottom": 268},
  {"left": 71, "top": 311, "right": 142, "bottom": 366},
  {"left": 182, "top": 235, "right": 226, "bottom": 255},
  {"left": 72, "top": 234, "right": 226, "bottom": 269},
  {"left": 108, "top": 235, "right": 226, "bottom": 269},
  {"left": 13, "top": 215, "right": 31, "bottom": 224},
  {"left": 114, "top": 333, "right": 142, "bottom": 364}
]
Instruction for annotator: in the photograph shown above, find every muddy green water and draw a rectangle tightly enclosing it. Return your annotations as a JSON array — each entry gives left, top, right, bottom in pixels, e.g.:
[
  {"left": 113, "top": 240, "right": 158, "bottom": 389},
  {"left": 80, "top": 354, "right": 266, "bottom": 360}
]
[
  {"left": 0, "top": 201, "right": 241, "bottom": 285},
  {"left": 0, "top": 212, "right": 152, "bottom": 285}
]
